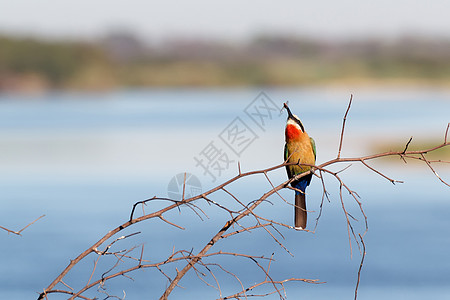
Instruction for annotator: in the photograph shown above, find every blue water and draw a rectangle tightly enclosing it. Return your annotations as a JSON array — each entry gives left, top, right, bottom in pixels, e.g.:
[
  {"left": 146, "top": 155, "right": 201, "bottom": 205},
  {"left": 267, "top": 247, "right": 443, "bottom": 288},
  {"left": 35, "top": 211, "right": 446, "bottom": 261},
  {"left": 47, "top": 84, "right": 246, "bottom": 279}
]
[{"left": 0, "top": 88, "right": 449, "bottom": 299}]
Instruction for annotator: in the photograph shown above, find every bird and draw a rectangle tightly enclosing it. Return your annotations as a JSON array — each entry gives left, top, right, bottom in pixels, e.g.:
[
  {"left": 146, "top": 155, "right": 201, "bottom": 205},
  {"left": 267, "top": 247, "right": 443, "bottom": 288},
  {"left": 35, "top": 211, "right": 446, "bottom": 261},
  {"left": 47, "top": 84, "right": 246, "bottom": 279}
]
[{"left": 283, "top": 103, "right": 316, "bottom": 230}]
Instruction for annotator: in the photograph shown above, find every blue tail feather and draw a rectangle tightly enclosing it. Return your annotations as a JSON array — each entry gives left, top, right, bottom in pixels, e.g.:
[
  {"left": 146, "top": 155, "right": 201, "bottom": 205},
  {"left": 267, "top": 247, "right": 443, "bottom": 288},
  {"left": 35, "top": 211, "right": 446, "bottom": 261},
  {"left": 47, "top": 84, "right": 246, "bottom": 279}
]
[{"left": 294, "top": 178, "right": 310, "bottom": 195}]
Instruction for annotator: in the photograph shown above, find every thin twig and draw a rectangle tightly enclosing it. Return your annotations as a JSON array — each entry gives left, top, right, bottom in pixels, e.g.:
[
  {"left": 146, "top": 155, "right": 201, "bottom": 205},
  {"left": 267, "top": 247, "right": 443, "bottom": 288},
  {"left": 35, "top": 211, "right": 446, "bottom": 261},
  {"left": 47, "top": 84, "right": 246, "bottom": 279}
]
[
  {"left": 182, "top": 172, "right": 187, "bottom": 201},
  {"left": 38, "top": 102, "right": 449, "bottom": 300},
  {"left": 0, "top": 214, "right": 45, "bottom": 236},
  {"left": 354, "top": 234, "right": 366, "bottom": 300},
  {"left": 337, "top": 94, "right": 353, "bottom": 159},
  {"left": 420, "top": 153, "right": 450, "bottom": 187},
  {"left": 402, "top": 136, "right": 413, "bottom": 154}
]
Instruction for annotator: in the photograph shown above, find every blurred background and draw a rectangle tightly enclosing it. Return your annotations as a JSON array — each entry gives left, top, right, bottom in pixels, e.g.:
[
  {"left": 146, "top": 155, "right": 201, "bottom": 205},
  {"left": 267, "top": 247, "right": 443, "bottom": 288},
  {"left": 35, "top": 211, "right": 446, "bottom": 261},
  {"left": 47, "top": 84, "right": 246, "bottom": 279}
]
[
  {"left": 1, "top": 0, "right": 450, "bottom": 91},
  {"left": 1, "top": 1, "right": 449, "bottom": 299}
]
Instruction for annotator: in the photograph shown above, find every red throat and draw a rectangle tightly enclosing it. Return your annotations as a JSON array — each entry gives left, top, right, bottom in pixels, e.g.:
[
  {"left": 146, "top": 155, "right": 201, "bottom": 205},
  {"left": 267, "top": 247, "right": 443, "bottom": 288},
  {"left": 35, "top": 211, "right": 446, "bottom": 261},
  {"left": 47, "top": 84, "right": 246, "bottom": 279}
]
[{"left": 285, "top": 124, "right": 302, "bottom": 140}]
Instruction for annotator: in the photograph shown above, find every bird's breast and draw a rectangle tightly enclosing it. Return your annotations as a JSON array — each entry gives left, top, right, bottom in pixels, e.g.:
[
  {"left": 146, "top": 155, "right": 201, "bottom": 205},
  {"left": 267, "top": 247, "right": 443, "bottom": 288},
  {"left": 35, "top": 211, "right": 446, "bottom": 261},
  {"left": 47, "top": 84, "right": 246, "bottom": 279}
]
[
  {"left": 285, "top": 134, "right": 315, "bottom": 174},
  {"left": 285, "top": 124, "right": 303, "bottom": 140}
]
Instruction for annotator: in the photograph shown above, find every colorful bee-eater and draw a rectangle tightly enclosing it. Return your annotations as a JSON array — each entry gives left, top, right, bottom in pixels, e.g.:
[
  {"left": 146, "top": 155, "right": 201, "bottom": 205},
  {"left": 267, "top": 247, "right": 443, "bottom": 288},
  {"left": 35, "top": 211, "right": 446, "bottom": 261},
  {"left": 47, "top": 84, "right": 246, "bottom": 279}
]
[{"left": 284, "top": 103, "right": 316, "bottom": 230}]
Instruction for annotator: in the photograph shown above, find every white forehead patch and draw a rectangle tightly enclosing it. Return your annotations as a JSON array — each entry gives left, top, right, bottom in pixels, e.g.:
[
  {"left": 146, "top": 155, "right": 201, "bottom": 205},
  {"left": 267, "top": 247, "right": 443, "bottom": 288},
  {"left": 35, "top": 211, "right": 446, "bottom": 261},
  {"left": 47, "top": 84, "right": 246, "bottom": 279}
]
[{"left": 287, "top": 118, "right": 301, "bottom": 129}]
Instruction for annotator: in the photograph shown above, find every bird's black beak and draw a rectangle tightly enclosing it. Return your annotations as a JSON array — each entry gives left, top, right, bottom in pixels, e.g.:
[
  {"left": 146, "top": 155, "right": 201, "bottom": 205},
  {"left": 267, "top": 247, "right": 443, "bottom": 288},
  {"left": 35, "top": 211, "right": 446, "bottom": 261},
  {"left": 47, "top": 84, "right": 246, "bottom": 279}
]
[
  {"left": 283, "top": 102, "right": 305, "bottom": 132},
  {"left": 283, "top": 102, "right": 294, "bottom": 120}
]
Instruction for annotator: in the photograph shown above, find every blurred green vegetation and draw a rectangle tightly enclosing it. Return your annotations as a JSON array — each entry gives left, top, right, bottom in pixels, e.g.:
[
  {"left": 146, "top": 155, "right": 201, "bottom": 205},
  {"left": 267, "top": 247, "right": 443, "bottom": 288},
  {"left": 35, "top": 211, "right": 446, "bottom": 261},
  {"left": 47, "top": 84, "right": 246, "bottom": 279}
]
[
  {"left": 0, "top": 36, "right": 114, "bottom": 90},
  {"left": 371, "top": 138, "right": 450, "bottom": 161},
  {"left": 1, "top": 33, "right": 450, "bottom": 91}
]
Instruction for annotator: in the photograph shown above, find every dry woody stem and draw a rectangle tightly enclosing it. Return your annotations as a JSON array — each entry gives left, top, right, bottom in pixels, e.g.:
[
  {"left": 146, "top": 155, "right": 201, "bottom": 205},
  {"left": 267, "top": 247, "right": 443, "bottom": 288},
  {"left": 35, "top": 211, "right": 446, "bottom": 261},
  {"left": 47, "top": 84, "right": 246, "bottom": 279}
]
[{"left": 37, "top": 97, "right": 449, "bottom": 300}]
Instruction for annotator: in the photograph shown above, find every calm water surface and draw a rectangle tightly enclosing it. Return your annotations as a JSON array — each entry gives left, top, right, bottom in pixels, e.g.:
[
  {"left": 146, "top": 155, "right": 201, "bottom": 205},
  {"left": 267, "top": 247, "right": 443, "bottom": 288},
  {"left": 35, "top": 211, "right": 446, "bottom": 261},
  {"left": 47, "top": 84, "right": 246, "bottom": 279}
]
[{"left": 0, "top": 88, "right": 449, "bottom": 299}]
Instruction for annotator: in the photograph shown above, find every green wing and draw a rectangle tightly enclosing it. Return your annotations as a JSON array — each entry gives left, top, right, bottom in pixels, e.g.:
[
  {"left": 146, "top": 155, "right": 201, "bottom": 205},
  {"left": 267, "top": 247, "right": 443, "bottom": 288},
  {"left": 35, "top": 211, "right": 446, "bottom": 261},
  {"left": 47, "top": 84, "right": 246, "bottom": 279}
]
[
  {"left": 284, "top": 143, "right": 288, "bottom": 161},
  {"left": 310, "top": 137, "right": 316, "bottom": 161},
  {"left": 284, "top": 143, "right": 293, "bottom": 179}
]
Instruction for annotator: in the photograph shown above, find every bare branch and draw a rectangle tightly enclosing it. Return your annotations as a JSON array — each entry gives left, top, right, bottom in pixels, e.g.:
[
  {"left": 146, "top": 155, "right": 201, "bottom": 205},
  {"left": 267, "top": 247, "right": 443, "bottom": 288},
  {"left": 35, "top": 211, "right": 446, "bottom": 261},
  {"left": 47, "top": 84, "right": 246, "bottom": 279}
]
[
  {"left": 354, "top": 234, "right": 366, "bottom": 300},
  {"left": 420, "top": 153, "right": 450, "bottom": 187},
  {"left": 37, "top": 99, "right": 449, "bottom": 300},
  {"left": 445, "top": 123, "right": 449, "bottom": 143},
  {"left": 0, "top": 214, "right": 45, "bottom": 236},
  {"left": 402, "top": 136, "right": 413, "bottom": 154},
  {"left": 337, "top": 94, "right": 353, "bottom": 158}
]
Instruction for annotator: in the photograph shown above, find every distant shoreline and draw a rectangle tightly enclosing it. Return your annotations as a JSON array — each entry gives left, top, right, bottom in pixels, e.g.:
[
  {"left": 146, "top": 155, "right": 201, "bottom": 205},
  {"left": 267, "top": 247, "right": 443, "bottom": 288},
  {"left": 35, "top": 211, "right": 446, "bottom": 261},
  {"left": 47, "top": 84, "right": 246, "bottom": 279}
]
[
  {"left": 2, "top": 80, "right": 450, "bottom": 97},
  {"left": 2, "top": 33, "right": 450, "bottom": 94}
]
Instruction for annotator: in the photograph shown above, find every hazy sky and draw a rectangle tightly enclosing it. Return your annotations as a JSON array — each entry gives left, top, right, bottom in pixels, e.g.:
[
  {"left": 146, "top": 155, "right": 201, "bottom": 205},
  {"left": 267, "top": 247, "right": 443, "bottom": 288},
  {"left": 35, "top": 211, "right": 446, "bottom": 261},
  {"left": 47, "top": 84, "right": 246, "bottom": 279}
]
[{"left": 1, "top": 0, "right": 450, "bottom": 41}]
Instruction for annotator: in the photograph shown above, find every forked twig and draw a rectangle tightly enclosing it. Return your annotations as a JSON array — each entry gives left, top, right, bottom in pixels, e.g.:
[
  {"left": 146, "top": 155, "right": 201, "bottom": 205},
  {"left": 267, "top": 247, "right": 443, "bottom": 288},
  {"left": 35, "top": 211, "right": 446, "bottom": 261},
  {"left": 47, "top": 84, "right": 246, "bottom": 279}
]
[
  {"left": 37, "top": 97, "right": 449, "bottom": 300},
  {"left": 0, "top": 214, "right": 45, "bottom": 236}
]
